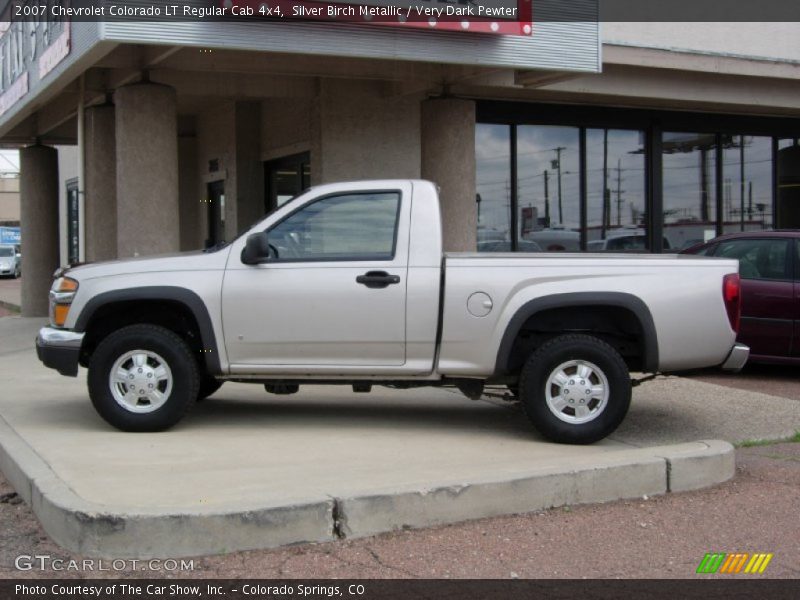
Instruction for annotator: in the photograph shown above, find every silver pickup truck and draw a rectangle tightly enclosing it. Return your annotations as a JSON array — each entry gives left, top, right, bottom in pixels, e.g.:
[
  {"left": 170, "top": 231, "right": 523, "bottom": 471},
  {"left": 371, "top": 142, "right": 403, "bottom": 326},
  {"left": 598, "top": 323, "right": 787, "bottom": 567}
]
[{"left": 36, "top": 179, "right": 748, "bottom": 443}]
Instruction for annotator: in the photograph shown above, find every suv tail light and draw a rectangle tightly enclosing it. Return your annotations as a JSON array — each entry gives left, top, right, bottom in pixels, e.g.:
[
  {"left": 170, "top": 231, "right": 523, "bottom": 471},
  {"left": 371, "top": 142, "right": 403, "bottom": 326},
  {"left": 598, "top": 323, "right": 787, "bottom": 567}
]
[{"left": 722, "top": 273, "right": 741, "bottom": 334}]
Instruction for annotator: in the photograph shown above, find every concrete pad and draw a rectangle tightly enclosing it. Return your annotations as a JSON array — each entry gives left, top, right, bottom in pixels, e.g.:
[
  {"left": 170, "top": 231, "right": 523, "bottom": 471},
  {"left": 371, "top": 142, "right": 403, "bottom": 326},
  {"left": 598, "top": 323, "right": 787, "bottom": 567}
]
[{"left": 0, "top": 317, "right": 791, "bottom": 559}]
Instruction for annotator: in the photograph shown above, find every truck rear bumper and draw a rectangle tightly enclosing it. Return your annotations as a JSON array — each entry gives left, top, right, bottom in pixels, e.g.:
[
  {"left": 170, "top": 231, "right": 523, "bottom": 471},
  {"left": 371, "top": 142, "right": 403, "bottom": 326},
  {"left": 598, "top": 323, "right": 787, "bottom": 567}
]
[
  {"left": 720, "top": 343, "right": 749, "bottom": 372},
  {"left": 36, "top": 327, "right": 84, "bottom": 377}
]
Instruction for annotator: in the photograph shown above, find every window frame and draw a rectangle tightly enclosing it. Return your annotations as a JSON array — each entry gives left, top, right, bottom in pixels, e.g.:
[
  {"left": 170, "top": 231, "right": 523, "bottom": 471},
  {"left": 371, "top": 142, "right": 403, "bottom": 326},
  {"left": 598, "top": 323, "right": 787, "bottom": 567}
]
[
  {"left": 264, "top": 189, "right": 404, "bottom": 264},
  {"left": 795, "top": 239, "right": 800, "bottom": 282}
]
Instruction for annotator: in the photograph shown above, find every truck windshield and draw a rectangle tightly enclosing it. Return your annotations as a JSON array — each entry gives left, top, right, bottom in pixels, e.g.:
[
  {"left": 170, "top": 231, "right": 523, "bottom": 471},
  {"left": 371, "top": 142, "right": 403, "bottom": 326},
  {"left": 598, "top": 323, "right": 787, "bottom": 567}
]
[{"left": 0, "top": 247, "right": 14, "bottom": 257}]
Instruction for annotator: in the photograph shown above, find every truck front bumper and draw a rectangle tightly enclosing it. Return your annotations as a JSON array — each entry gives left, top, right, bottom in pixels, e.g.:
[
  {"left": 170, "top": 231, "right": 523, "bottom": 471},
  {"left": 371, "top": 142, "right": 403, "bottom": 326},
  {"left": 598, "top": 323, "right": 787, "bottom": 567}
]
[
  {"left": 720, "top": 343, "right": 749, "bottom": 372},
  {"left": 36, "top": 327, "right": 84, "bottom": 377}
]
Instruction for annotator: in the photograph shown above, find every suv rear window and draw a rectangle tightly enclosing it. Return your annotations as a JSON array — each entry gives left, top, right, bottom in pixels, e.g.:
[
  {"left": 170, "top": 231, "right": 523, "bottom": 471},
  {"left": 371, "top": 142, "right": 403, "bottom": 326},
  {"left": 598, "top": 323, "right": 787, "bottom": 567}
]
[{"left": 715, "top": 239, "right": 790, "bottom": 281}]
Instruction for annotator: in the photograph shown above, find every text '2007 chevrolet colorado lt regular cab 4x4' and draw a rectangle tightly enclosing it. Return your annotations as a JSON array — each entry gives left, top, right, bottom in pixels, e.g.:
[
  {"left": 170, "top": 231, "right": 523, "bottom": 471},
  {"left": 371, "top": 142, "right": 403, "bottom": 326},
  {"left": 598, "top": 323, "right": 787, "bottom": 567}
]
[{"left": 36, "top": 180, "right": 748, "bottom": 444}]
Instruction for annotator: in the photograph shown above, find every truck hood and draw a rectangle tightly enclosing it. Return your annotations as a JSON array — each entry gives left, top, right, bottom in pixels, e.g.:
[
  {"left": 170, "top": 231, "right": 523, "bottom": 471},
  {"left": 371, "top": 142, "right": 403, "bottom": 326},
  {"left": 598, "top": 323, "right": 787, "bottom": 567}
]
[{"left": 64, "top": 247, "right": 233, "bottom": 281}]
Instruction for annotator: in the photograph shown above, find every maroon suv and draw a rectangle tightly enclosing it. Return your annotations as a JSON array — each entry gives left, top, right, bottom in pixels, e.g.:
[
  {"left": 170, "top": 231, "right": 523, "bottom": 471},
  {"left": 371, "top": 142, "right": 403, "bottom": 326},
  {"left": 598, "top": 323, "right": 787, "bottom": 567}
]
[{"left": 682, "top": 231, "right": 799, "bottom": 365}]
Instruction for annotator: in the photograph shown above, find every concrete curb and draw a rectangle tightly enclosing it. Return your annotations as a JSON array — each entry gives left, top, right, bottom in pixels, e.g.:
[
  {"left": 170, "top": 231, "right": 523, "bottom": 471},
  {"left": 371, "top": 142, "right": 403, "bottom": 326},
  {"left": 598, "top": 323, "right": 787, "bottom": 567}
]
[
  {"left": 0, "top": 412, "right": 735, "bottom": 559},
  {"left": 0, "top": 299, "right": 20, "bottom": 313}
]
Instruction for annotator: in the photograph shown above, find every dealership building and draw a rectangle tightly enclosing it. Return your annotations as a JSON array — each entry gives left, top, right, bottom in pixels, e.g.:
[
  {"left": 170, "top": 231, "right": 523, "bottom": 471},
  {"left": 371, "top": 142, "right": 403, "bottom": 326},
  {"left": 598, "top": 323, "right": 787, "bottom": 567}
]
[{"left": 0, "top": 2, "right": 799, "bottom": 315}]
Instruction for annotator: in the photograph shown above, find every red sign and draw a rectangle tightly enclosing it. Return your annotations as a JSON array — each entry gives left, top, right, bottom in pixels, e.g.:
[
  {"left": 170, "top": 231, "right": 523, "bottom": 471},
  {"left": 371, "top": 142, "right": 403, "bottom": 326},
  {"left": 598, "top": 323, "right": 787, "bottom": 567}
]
[{"left": 228, "top": 1, "right": 533, "bottom": 36}]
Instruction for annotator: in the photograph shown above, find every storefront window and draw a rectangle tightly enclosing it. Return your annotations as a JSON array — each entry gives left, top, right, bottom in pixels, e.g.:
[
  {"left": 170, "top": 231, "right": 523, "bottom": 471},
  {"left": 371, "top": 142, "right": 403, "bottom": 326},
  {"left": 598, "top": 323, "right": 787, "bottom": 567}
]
[
  {"left": 586, "top": 129, "right": 647, "bottom": 251},
  {"left": 722, "top": 136, "right": 773, "bottom": 233},
  {"left": 662, "top": 132, "right": 718, "bottom": 250},
  {"left": 517, "top": 125, "right": 580, "bottom": 251},
  {"left": 777, "top": 138, "right": 800, "bottom": 229},
  {"left": 476, "top": 124, "right": 512, "bottom": 250},
  {"left": 477, "top": 104, "right": 793, "bottom": 253}
]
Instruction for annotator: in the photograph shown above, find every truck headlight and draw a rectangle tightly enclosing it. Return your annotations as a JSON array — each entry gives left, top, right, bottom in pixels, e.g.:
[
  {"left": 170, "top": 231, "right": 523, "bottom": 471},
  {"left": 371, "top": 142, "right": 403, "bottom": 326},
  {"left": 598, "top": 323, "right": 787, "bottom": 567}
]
[{"left": 49, "top": 277, "right": 79, "bottom": 327}]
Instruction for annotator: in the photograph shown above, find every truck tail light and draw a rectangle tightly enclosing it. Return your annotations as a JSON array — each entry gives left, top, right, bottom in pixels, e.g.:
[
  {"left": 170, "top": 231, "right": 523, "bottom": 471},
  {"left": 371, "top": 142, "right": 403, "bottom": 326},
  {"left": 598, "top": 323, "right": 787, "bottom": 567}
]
[{"left": 722, "top": 273, "right": 741, "bottom": 334}]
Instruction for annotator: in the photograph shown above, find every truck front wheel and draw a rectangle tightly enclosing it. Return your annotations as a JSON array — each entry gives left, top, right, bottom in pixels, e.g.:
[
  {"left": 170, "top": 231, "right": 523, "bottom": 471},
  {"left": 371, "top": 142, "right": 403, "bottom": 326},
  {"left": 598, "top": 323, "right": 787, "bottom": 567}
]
[
  {"left": 518, "top": 334, "right": 631, "bottom": 444},
  {"left": 88, "top": 324, "right": 199, "bottom": 431}
]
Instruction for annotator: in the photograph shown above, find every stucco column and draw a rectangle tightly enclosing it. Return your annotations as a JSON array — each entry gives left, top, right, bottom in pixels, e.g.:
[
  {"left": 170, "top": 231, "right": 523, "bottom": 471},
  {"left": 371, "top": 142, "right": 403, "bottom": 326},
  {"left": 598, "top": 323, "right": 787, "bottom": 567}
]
[
  {"left": 421, "top": 98, "right": 476, "bottom": 252},
  {"left": 234, "top": 101, "right": 264, "bottom": 236},
  {"left": 178, "top": 132, "right": 200, "bottom": 250},
  {"left": 20, "top": 145, "right": 59, "bottom": 317},
  {"left": 84, "top": 104, "right": 117, "bottom": 261},
  {"left": 115, "top": 82, "right": 179, "bottom": 257}
]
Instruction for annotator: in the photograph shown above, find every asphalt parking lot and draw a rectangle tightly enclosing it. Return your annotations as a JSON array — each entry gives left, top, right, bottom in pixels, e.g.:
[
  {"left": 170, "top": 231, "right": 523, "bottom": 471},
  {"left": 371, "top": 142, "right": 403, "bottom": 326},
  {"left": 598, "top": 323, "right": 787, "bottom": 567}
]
[{"left": 687, "top": 364, "right": 800, "bottom": 403}]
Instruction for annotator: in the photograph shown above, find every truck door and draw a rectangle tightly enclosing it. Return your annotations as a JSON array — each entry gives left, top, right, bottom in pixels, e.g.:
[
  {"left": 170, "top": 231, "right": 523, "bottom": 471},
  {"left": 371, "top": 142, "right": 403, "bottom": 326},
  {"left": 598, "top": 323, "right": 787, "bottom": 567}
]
[{"left": 221, "top": 186, "right": 410, "bottom": 368}]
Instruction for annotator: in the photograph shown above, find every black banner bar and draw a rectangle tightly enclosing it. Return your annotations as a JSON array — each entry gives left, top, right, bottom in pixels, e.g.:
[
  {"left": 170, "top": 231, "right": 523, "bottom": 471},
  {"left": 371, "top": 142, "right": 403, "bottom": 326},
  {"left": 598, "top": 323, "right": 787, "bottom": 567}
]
[
  {"left": 1, "top": 579, "right": 799, "bottom": 600},
  {"left": 0, "top": 0, "right": 799, "bottom": 23}
]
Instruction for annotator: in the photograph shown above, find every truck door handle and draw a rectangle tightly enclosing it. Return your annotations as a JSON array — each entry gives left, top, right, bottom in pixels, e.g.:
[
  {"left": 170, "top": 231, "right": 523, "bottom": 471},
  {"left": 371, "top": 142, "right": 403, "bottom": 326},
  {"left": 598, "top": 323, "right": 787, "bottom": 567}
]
[{"left": 356, "top": 271, "right": 401, "bottom": 289}]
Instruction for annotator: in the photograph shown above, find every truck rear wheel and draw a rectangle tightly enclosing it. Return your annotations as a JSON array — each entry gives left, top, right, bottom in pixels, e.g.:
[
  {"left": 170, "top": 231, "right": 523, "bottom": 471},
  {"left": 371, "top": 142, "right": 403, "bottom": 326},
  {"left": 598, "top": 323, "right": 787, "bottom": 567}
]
[
  {"left": 518, "top": 334, "right": 631, "bottom": 444},
  {"left": 88, "top": 324, "right": 199, "bottom": 431}
]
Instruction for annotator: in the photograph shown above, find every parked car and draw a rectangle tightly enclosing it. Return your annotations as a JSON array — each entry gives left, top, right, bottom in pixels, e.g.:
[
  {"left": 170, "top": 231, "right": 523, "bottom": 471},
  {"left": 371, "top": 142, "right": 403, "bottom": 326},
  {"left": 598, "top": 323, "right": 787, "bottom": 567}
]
[
  {"left": 37, "top": 180, "right": 746, "bottom": 444},
  {"left": 478, "top": 240, "right": 542, "bottom": 253},
  {"left": 682, "top": 230, "right": 799, "bottom": 365},
  {"left": 526, "top": 228, "right": 580, "bottom": 251},
  {"left": 0, "top": 244, "right": 20, "bottom": 278},
  {"left": 587, "top": 229, "right": 672, "bottom": 252}
]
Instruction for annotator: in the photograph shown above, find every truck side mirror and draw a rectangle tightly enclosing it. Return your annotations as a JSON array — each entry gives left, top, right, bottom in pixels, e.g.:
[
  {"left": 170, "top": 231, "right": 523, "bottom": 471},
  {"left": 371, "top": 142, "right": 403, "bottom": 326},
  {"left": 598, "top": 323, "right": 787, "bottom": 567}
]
[{"left": 241, "top": 232, "right": 270, "bottom": 265}]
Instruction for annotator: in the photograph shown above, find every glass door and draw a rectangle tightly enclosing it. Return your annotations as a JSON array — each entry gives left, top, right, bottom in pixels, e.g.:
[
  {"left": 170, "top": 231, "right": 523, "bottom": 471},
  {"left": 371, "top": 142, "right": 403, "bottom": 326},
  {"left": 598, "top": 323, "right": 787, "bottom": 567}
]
[
  {"left": 66, "top": 179, "right": 79, "bottom": 264},
  {"left": 206, "top": 180, "right": 225, "bottom": 248},
  {"left": 265, "top": 152, "right": 311, "bottom": 213}
]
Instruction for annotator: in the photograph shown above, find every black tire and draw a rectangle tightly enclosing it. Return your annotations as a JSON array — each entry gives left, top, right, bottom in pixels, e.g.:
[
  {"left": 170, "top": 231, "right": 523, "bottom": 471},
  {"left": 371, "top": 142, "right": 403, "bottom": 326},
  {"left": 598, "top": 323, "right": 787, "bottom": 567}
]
[
  {"left": 197, "top": 376, "right": 223, "bottom": 401},
  {"left": 519, "top": 334, "right": 631, "bottom": 444},
  {"left": 88, "top": 324, "right": 199, "bottom": 432}
]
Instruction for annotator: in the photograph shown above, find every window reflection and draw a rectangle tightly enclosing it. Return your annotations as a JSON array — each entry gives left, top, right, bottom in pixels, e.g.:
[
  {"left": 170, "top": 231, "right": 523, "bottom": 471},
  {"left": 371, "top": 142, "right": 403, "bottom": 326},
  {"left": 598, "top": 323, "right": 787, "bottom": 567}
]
[
  {"left": 517, "top": 125, "right": 580, "bottom": 251},
  {"left": 476, "top": 124, "right": 512, "bottom": 250},
  {"left": 777, "top": 138, "right": 800, "bottom": 229},
  {"left": 475, "top": 120, "right": 788, "bottom": 252},
  {"left": 268, "top": 193, "right": 399, "bottom": 260},
  {"left": 722, "top": 136, "right": 772, "bottom": 233},
  {"left": 586, "top": 129, "right": 647, "bottom": 251},
  {"left": 662, "top": 132, "right": 717, "bottom": 250}
]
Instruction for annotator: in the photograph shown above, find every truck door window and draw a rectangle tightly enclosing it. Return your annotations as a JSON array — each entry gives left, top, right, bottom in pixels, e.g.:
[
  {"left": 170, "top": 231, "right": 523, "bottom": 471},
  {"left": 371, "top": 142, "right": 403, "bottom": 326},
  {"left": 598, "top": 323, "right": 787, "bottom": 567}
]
[{"left": 267, "top": 192, "right": 400, "bottom": 261}]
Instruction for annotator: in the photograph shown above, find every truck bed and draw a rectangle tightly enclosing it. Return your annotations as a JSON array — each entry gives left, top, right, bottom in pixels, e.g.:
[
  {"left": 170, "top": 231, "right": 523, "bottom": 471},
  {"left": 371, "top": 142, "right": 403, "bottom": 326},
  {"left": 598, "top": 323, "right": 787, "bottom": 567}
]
[{"left": 438, "top": 252, "right": 739, "bottom": 375}]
